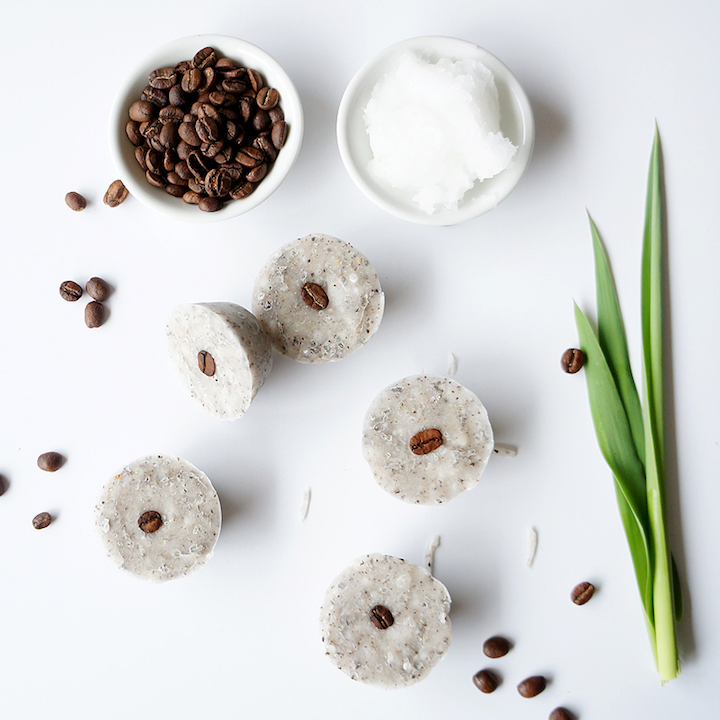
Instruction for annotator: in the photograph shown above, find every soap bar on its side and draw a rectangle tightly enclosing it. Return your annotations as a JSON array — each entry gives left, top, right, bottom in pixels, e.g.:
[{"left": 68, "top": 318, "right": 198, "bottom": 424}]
[
  {"left": 252, "top": 234, "right": 384, "bottom": 363},
  {"left": 167, "top": 302, "right": 272, "bottom": 420},
  {"left": 320, "top": 553, "right": 452, "bottom": 688},
  {"left": 95, "top": 455, "right": 221, "bottom": 583},
  {"left": 362, "top": 374, "right": 494, "bottom": 504}
]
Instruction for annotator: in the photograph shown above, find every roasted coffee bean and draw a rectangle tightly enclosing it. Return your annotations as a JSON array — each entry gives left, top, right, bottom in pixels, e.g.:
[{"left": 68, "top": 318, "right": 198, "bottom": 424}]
[
  {"left": 215, "top": 57, "right": 237, "bottom": 71},
  {"left": 252, "top": 109, "right": 270, "bottom": 132},
  {"left": 182, "top": 67, "right": 203, "bottom": 93},
  {"left": 268, "top": 106, "right": 284, "bottom": 124},
  {"left": 33, "top": 512, "right": 52, "bottom": 529},
  {"left": 103, "top": 180, "right": 128, "bottom": 207},
  {"left": 214, "top": 147, "right": 233, "bottom": 164},
  {"left": 175, "top": 60, "right": 192, "bottom": 73},
  {"left": 174, "top": 160, "right": 193, "bottom": 180},
  {"left": 177, "top": 141, "right": 192, "bottom": 160},
  {"left": 472, "top": 670, "right": 499, "bottom": 693},
  {"left": 145, "top": 170, "right": 165, "bottom": 188},
  {"left": 254, "top": 133, "right": 277, "bottom": 162},
  {"left": 369, "top": 605, "right": 394, "bottom": 629},
  {"left": 482, "top": 636, "right": 510, "bottom": 658},
  {"left": 230, "top": 181, "right": 255, "bottom": 200},
  {"left": 271, "top": 120, "right": 288, "bottom": 149},
  {"left": 246, "top": 68, "right": 263, "bottom": 92},
  {"left": 86, "top": 277, "right": 110, "bottom": 302},
  {"left": 246, "top": 163, "right": 267, "bottom": 183},
  {"left": 187, "top": 151, "right": 211, "bottom": 179},
  {"left": 198, "top": 196, "right": 223, "bottom": 212},
  {"left": 198, "top": 350, "right": 216, "bottom": 376},
  {"left": 59, "top": 280, "right": 83, "bottom": 302},
  {"left": 301, "top": 282, "right": 329, "bottom": 310},
  {"left": 183, "top": 190, "right": 203, "bottom": 205},
  {"left": 561, "top": 348, "right": 586, "bottom": 373},
  {"left": 134, "top": 145, "right": 148, "bottom": 169},
  {"left": 224, "top": 164, "right": 244, "bottom": 182},
  {"left": 201, "top": 140, "right": 225, "bottom": 159},
  {"left": 148, "top": 67, "right": 177, "bottom": 89},
  {"left": 145, "top": 148, "right": 163, "bottom": 174},
  {"left": 549, "top": 708, "right": 575, "bottom": 720},
  {"left": 205, "top": 168, "right": 231, "bottom": 197},
  {"left": 125, "top": 120, "right": 144, "bottom": 146},
  {"left": 159, "top": 106, "right": 185, "bottom": 124},
  {"left": 65, "top": 192, "right": 86, "bottom": 211},
  {"left": 409, "top": 428, "right": 443, "bottom": 455},
  {"left": 163, "top": 149, "right": 177, "bottom": 171},
  {"left": 517, "top": 676, "right": 547, "bottom": 698},
  {"left": 178, "top": 121, "right": 202, "bottom": 146},
  {"left": 141, "top": 118, "right": 162, "bottom": 143},
  {"left": 224, "top": 119, "right": 239, "bottom": 142},
  {"left": 209, "top": 89, "right": 235, "bottom": 107},
  {"left": 571, "top": 581, "right": 595, "bottom": 605},
  {"left": 188, "top": 177, "right": 205, "bottom": 194},
  {"left": 141, "top": 86, "right": 168, "bottom": 107},
  {"left": 37, "top": 451, "right": 64, "bottom": 472},
  {"left": 166, "top": 171, "right": 187, "bottom": 186},
  {"left": 165, "top": 184, "right": 186, "bottom": 198},
  {"left": 197, "top": 103, "right": 220, "bottom": 121},
  {"left": 159, "top": 122, "right": 178, "bottom": 148},
  {"left": 199, "top": 66, "right": 215, "bottom": 92},
  {"left": 256, "top": 87, "right": 279, "bottom": 110},
  {"left": 236, "top": 146, "right": 264, "bottom": 167},
  {"left": 85, "top": 301, "right": 105, "bottom": 328},
  {"left": 168, "top": 84, "right": 186, "bottom": 107},
  {"left": 138, "top": 510, "right": 163, "bottom": 533},
  {"left": 237, "top": 96, "right": 254, "bottom": 124},
  {"left": 219, "top": 106, "right": 240, "bottom": 122},
  {"left": 195, "top": 116, "right": 219, "bottom": 143},
  {"left": 220, "top": 78, "right": 247, "bottom": 94},
  {"left": 193, "top": 46, "right": 217, "bottom": 68},
  {"left": 129, "top": 100, "right": 156, "bottom": 122}
]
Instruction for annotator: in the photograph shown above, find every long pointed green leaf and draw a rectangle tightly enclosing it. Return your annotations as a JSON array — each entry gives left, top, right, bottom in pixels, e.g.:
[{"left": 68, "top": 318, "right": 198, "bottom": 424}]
[
  {"left": 589, "top": 216, "right": 645, "bottom": 464},
  {"left": 641, "top": 128, "right": 679, "bottom": 681}
]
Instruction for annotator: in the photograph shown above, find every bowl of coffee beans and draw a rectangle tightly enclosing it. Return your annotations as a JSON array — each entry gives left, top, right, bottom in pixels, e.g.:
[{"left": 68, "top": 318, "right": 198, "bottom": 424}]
[{"left": 110, "top": 35, "right": 303, "bottom": 222}]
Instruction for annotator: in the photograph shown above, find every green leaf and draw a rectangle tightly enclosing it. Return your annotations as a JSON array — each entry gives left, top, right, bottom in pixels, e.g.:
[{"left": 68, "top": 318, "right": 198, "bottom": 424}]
[{"left": 589, "top": 216, "right": 645, "bottom": 464}]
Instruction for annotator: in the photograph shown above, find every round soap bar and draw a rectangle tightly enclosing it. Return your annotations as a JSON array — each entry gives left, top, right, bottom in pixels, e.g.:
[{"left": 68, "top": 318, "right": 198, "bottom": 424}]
[
  {"left": 252, "top": 233, "right": 384, "bottom": 363},
  {"left": 95, "top": 455, "right": 221, "bottom": 582},
  {"left": 362, "top": 374, "right": 494, "bottom": 504},
  {"left": 320, "top": 553, "right": 452, "bottom": 688},
  {"left": 167, "top": 302, "right": 272, "bottom": 420}
]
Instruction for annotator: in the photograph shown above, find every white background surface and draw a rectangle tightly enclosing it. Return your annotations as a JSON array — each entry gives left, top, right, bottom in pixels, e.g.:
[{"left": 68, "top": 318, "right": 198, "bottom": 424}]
[{"left": 1, "top": 1, "right": 718, "bottom": 717}]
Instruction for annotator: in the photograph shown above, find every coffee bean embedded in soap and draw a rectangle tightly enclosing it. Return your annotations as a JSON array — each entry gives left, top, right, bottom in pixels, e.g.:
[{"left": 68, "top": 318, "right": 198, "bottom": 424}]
[
  {"left": 549, "top": 708, "right": 575, "bottom": 720},
  {"left": 65, "top": 192, "right": 86, "bottom": 211},
  {"left": 301, "top": 282, "right": 329, "bottom": 310},
  {"left": 138, "top": 510, "right": 163, "bottom": 534},
  {"left": 482, "top": 635, "right": 510, "bottom": 658},
  {"left": 472, "top": 669, "right": 499, "bottom": 693},
  {"left": 409, "top": 428, "right": 443, "bottom": 455},
  {"left": 198, "top": 350, "right": 216, "bottom": 377},
  {"left": 86, "top": 277, "right": 110, "bottom": 302},
  {"left": 37, "top": 452, "right": 64, "bottom": 472},
  {"left": 369, "top": 604, "right": 394, "bottom": 629},
  {"left": 33, "top": 512, "right": 52, "bottom": 529},
  {"left": 571, "top": 581, "right": 595, "bottom": 605},
  {"left": 561, "top": 348, "right": 586, "bottom": 373},
  {"left": 59, "top": 280, "right": 83, "bottom": 302},
  {"left": 85, "top": 301, "right": 105, "bottom": 328},
  {"left": 517, "top": 676, "right": 546, "bottom": 698}
]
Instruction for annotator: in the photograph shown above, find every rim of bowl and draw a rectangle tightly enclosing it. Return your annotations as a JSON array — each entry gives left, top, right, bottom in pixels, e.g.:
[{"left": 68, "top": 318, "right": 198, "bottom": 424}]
[
  {"left": 336, "top": 36, "right": 534, "bottom": 226},
  {"left": 109, "top": 34, "right": 304, "bottom": 223}
]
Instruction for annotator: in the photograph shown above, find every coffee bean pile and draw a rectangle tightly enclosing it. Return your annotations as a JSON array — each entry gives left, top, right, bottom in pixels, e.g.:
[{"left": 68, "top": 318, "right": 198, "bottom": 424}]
[
  {"left": 125, "top": 46, "right": 288, "bottom": 212},
  {"left": 59, "top": 276, "right": 112, "bottom": 328}
]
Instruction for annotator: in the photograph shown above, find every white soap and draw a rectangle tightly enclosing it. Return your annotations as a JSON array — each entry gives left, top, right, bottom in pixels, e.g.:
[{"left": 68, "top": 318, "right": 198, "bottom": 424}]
[
  {"left": 362, "top": 374, "right": 494, "bottom": 504},
  {"left": 252, "top": 234, "right": 384, "bottom": 363},
  {"left": 167, "top": 302, "right": 272, "bottom": 420},
  {"left": 95, "top": 455, "right": 221, "bottom": 583},
  {"left": 320, "top": 554, "right": 452, "bottom": 688},
  {"left": 364, "top": 52, "right": 517, "bottom": 214}
]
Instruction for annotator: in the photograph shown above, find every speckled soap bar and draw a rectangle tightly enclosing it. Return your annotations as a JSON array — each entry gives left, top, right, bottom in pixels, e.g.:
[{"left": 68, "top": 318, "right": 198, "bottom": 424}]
[
  {"left": 252, "top": 233, "right": 384, "bottom": 363},
  {"left": 320, "top": 553, "right": 452, "bottom": 688},
  {"left": 362, "top": 374, "right": 494, "bottom": 504},
  {"left": 167, "top": 302, "right": 272, "bottom": 420},
  {"left": 95, "top": 455, "right": 221, "bottom": 583}
]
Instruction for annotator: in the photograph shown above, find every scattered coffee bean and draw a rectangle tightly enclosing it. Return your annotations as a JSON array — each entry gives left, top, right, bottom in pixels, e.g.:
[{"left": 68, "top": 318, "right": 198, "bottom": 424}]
[
  {"left": 409, "top": 428, "right": 444, "bottom": 455},
  {"left": 126, "top": 47, "right": 288, "bottom": 212},
  {"left": 571, "top": 581, "right": 595, "bottom": 605},
  {"left": 472, "top": 669, "right": 499, "bottom": 693},
  {"left": 85, "top": 300, "right": 105, "bottom": 328},
  {"left": 33, "top": 512, "right": 52, "bottom": 529},
  {"left": 561, "top": 348, "right": 586, "bottom": 373},
  {"left": 482, "top": 636, "right": 510, "bottom": 658},
  {"left": 103, "top": 179, "right": 129, "bottom": 207},
  {"left": 198, "top": 350, "right": 216, "bottom": 376},
  {"left": 86, "top": 277, "right": 110, "bottom": 302},
  {"left": 369, "top": 604, "right": 394, "bottom": 629},
  {"left": 549, "top": 708, "right": 575, "bottom": 720},
  {"left": 59, "top": 280, "right": 83, "bottom": 302},
  {"left": 65, "top": 191, "right": 87, "bottom": 211},
  {"left": 37, "top": 452, "right": 64, "bottom": 472},
  {"left": 300, "top": 282, "right": 329, "bottom": 310},
  {"left": 517, "top": 676, "right": 547, "bottom": 698},
  {"left": 138, "top": 510, "right": 163, "bottom": 533}
]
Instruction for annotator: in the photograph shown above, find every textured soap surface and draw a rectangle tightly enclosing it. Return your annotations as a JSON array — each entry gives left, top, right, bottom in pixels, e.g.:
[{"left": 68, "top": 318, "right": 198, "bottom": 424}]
[
  {"left": 362, "top": 374, "right": 494, "bottom": 504},
  {"left": 95, "top": 455, "right": 221, "bottom": 583},
  {"left": 167, "top": 302, "right": 272, "bottom": 420},
  {"left": 320, "top": 554, "right": 452, "bottom": 688},
  {"left": 252, "top": 234, "right": 384, "bottom": 363}
]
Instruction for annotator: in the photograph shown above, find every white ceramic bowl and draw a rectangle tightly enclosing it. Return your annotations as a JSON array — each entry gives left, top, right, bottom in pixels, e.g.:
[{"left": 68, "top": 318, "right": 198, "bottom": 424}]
[
  {"left": 336, "top": 37, "right": 534, "bottom": 226},
  {"left": 109, "top": 34, "right": 303, "bottom": 223}
]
